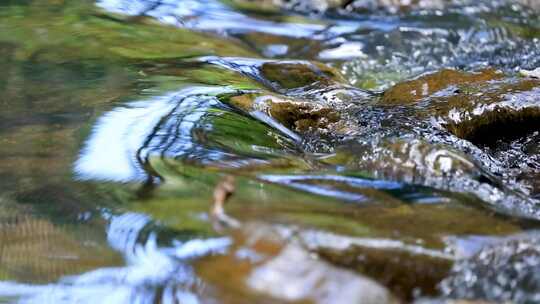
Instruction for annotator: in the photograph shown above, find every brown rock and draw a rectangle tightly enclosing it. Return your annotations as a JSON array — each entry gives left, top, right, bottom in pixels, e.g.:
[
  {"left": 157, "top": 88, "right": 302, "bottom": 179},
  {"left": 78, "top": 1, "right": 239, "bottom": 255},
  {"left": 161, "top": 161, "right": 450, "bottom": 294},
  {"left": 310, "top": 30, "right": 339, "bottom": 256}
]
[{"left": 381, "top": 69, "right": 503, "bottom": 105}]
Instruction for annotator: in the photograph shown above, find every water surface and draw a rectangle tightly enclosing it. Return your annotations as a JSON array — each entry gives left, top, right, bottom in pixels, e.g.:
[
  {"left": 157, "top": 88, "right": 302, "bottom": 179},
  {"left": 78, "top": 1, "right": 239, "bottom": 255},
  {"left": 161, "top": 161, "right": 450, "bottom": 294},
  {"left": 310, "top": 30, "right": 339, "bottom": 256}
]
[{"left": 0, "top": 0, "right": 539, "bottom": 303}]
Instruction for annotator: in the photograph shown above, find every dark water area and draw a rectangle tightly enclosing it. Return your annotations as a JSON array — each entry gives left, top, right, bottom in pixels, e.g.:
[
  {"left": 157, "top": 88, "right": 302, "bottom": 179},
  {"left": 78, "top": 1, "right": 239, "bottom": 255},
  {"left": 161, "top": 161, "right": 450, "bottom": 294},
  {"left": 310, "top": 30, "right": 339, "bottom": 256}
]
[{"left": 0, "top": 0, "right": 539, "bottom": 303}]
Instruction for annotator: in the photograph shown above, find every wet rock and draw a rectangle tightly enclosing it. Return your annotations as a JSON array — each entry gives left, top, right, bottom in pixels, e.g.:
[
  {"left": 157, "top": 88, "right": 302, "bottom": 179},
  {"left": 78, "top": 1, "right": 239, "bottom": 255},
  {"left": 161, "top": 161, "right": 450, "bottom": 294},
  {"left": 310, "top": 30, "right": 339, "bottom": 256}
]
[
  {"left": 207, "top": 58, "right": 374, "bottom": 108},
  {"left": 215, "top": 59, "right": 372, "bottom": 138},
  {"left": 440, "top": 234, "right": 540, "bottom": 303},
  {"left": 415, "top": 299, "right": 500, "bottom": 304},
  {"left": 338, "top": 138, "right": 480, "bottom": 183},
  {"left": 230, "top": 93, "right": 341, "bottom": 132},
  {"left": 520, "top": 67, "right": 540, "bottom": 79},
  {"left": 211, "top": 57, "right": 540, "bottom": 220},
  {"left": 271, "top": 226, "right": 453, "bottom": 301},
  {"left": 242, "top": 0, "right": 446, "bottom": 15},
  {"left": 197, "top": 222, "right": 399, "bottom": 304},
  {"left": 260, "top": 61, "right": 347, "bottom": 91},
  {"left": 248, "top": 244, "right": 399, "bottom": 304},
  {"left": 267, "top": 97, "right": 341, "bottom": 131},
  {"left": 416, "top": 76, "right": 540, "bottom": 145},
  {"left": 345, "top": 0, "right": 445, "bottom": 14},
  {"left": 381, "top": 69, "right": 503, "bottom": 105},
  {"left": 486, "top": 130, "right": 540, "bottom": 197},
  {"left": 345, "top": 69, "right": 540, "bottom": 219},
  {"left": 343, "top": 0, "right": 539, "bottom": 15},
  {"left": 316, "top": 242, "right": 452, "bottom": 300},
  {"left": 333, "top": 137, "right": 539, "bottom": 220},
  {"left": 401, "top": 70, "right": 540, "bottom": 199}
]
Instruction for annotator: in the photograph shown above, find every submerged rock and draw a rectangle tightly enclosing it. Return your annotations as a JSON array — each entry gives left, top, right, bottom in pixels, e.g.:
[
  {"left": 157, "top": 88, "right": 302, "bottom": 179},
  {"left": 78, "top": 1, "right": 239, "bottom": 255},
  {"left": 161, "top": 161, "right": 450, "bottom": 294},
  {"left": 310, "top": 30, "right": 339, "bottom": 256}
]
[
  {"left": 440, "top": 234, "right": 540, "bottom": 303},
  {"left": 197, "top": 222, "right": 400, "bottom": 304},
  {"left": 96, "top": 56, "right": 539, "bottom": 220},
  {"left": 210, "top": 59, "right": 540, "bottom": 220},
  {"left": 248, "top": 244, "right": 398, "bottom": 304},
  {"left": 315, "top": 240, "right": 452, "bottom": 300},
  {"left": 260, "top": 61, "right": 346, "bottom": 91}
]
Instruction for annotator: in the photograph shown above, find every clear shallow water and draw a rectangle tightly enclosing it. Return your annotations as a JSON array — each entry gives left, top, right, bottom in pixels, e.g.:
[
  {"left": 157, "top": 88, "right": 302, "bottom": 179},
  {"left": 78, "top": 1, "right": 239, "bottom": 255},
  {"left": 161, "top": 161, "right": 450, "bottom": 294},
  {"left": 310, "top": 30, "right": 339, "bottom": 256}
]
[{"left": 0, "top": 0, "right": 539, "bottom": 303}]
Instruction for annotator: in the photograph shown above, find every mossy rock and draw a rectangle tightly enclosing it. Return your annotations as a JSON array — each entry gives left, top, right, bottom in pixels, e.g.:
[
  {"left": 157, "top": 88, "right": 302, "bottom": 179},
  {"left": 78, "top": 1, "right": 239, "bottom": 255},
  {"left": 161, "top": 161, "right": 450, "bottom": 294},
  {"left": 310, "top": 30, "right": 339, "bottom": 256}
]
[
  {"left": 260, "top": 61, "right": 346, "bottom": 91},
  {"left": 381, "top": 69, "right": 503, "bottom": 105}
]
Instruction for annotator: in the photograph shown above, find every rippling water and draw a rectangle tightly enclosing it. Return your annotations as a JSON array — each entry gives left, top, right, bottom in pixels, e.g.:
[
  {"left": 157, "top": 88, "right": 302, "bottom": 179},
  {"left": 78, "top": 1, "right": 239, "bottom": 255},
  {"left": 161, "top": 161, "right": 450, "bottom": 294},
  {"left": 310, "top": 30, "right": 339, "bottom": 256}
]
[{"left": 0, "top": 0, "right": 539, "bottom": 303}]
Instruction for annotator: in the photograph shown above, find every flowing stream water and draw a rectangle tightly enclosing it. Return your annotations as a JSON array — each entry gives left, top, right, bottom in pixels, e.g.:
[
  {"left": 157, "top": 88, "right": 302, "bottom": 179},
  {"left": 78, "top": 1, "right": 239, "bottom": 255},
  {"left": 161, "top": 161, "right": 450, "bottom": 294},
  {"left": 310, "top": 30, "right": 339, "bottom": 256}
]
[{"left": 0, "top": 1, "right": 540, "bottom": 303}]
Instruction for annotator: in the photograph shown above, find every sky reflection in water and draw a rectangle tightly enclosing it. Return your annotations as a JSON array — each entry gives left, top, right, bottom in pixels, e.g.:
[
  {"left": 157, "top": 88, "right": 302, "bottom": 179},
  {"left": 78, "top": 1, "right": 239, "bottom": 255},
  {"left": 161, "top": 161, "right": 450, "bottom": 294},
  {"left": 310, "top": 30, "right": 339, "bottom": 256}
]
[
  {"left": 96, "top": 0, "right": 366, "bottom": 39},
  {"left": 74, "top": 86, "right": 235, "bottom": 182}
]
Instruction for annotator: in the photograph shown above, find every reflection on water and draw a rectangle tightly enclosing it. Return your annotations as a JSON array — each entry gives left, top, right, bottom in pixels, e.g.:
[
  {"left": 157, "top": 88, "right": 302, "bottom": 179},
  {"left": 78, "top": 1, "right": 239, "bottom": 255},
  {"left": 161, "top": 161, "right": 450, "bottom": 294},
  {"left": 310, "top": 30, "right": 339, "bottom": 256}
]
[
  {"left": 74, "top": 85, "right": 300, "bottom": 183},
  {"left": 75, "top": 93, "right": 176, "bottom": 182},
  {"left": 0, "top": 212, "right": 230, "bottom": 304},
  {"left": 74, "top": 87, "right": 235, "bottom": 182},
  {"left": 98, "top": 0, "right": 540, "bottom": 90},
  {"left": 74, "top": 83, "right": 448, "bottom": 204},
  {"left": 97, "top": 0, "right": 362, "bottom": 39}
]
